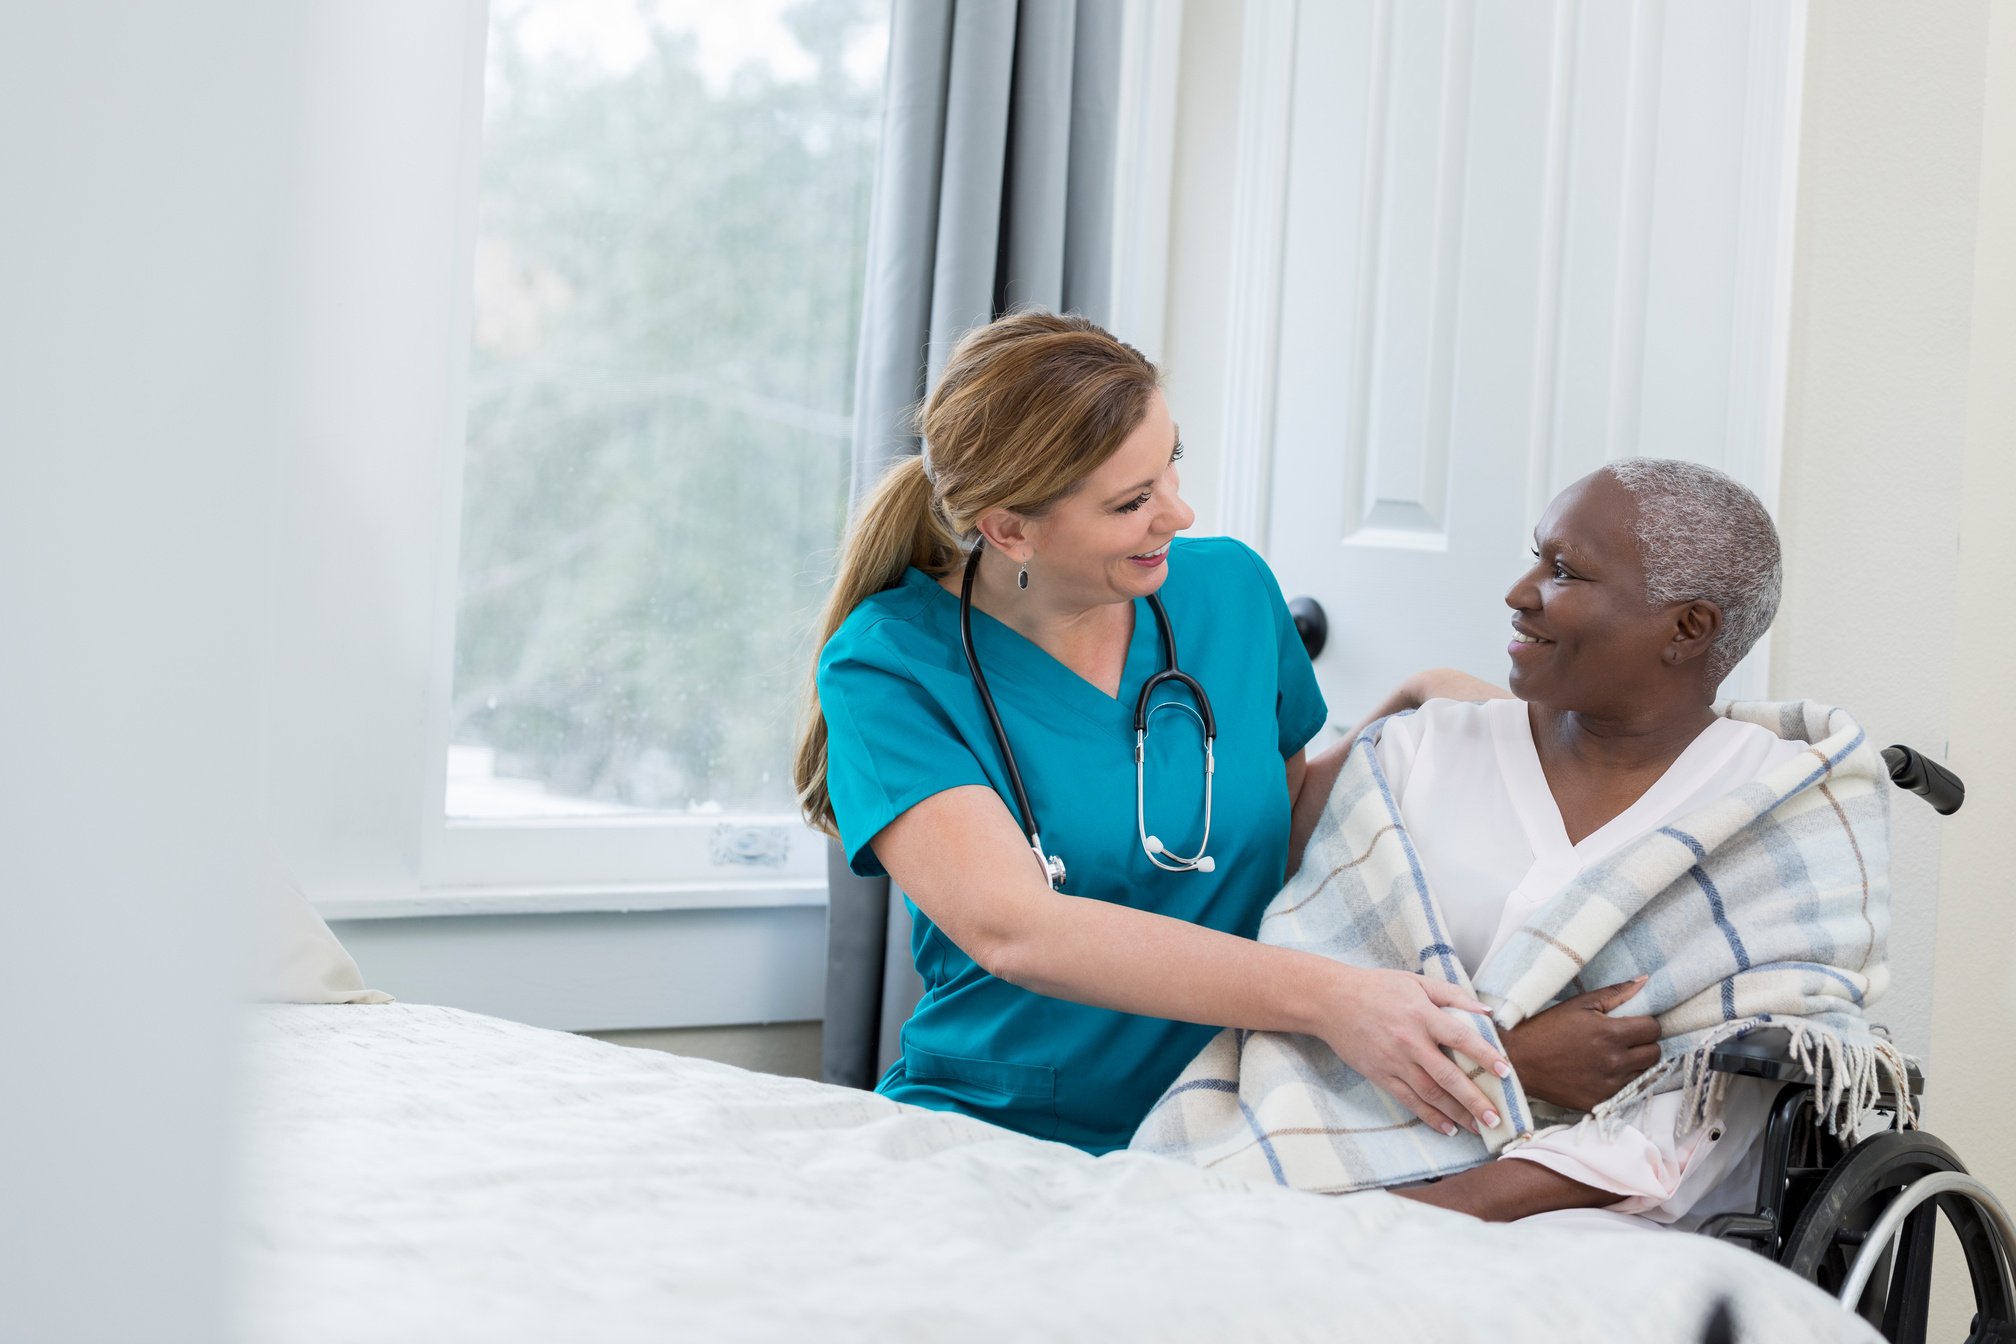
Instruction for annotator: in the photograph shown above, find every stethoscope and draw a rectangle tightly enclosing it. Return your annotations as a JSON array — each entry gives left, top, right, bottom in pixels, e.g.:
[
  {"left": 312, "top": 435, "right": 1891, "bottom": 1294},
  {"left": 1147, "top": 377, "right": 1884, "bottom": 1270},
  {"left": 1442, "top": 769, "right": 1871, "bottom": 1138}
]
[{"left": 958, "top": 541, "right": 1217, "bottom": 890}]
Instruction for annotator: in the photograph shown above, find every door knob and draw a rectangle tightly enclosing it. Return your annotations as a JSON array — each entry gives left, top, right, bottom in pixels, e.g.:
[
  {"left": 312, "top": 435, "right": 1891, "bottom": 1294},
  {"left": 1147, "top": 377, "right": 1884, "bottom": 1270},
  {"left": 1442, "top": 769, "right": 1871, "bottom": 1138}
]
[{"left": 1289, "top": 596, "right": 1327, "bottom": 661}]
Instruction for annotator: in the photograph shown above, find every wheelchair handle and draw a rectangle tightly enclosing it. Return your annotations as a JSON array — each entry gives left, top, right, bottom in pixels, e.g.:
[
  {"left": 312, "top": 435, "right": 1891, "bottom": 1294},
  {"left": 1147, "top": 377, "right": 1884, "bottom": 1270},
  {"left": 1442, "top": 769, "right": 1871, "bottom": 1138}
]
[{"left": 1882, "top": 744, "right": 1965, "bottom": 815}]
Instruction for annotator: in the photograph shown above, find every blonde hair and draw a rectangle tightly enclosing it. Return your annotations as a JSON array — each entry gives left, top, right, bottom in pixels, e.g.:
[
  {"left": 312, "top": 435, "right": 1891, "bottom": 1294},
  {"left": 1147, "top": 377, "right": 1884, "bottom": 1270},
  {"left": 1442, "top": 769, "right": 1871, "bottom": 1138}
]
[{"left": 792, "top": 310, "right": 1160, "bottom": 838}]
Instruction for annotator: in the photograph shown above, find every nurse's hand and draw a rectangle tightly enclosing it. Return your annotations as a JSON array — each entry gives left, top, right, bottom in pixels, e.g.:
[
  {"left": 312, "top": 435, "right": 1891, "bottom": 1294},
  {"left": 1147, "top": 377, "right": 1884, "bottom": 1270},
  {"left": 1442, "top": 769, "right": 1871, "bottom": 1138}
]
[
  {"left": 1338, "top": 667, "right": 1512, "bottom": 753},
  {"left": 1319, "top": 968, "right": 1510, "bottom": 1137},
  {"left": 1408, "top": 667, "right": 1513, "bottom": 705}
]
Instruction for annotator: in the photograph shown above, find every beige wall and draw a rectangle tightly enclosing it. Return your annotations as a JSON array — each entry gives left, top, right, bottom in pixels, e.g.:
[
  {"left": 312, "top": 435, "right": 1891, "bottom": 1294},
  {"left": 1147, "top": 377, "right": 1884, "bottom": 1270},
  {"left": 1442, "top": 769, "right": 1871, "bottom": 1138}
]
[
  {"left": 1771, "top": 1, "right": 1995, "bottom": 1065},
  {"left": 1931, "top": 0, "right": 2016, "bottom": 1322},
  {"left": 1777, "top": 0, "right": 2010, "bottom": 1085},
  {"left": 1775, "top": 4, "right": 2014, "bottom": 1316}
]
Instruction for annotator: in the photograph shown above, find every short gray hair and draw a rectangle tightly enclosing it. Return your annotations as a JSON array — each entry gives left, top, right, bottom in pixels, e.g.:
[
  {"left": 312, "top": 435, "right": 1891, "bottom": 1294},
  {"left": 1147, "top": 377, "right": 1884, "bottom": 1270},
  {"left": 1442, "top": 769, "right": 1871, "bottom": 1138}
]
[{"left": 1601, "top": 458, "right": 1782, "bottom": 687}]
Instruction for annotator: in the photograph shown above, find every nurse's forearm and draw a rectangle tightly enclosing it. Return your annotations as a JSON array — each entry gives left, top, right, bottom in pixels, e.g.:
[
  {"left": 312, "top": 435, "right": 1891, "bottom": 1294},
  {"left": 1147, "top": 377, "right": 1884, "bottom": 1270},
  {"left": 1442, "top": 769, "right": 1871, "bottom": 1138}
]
[
  {"left": 877, "top": 785, "right": 1347, "bottom": 1036},
  {"left": 871, "top": 784, "right": 1506, "bottom": 1134},
  {"left": 995, "top": 895, "right": 1505, "bottom": 1135},
  {"left": 997, "top": 890, "right": 1391, "bottom": 1044},
  {"left": 1390, "top": 1159, "right": 1616, "bottom": 1222}
]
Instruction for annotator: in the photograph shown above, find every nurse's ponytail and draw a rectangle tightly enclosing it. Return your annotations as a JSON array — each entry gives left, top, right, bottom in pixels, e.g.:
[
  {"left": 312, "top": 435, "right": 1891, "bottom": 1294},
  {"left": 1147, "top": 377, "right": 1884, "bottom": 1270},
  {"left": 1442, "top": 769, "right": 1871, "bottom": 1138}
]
[
  {"left": 793, "top": 310, "right": 1160, "bottom": 839},
  {"left": 793, "top": 452, "right": 961, "bottom": 838}
]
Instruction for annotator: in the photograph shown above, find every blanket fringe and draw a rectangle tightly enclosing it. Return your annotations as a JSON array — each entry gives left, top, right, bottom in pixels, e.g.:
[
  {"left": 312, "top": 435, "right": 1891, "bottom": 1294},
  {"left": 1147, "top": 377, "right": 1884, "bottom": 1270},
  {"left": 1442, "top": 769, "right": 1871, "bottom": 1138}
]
[{"left": 1588, "top": 1017, "right": 1917, "bottom": 1141}]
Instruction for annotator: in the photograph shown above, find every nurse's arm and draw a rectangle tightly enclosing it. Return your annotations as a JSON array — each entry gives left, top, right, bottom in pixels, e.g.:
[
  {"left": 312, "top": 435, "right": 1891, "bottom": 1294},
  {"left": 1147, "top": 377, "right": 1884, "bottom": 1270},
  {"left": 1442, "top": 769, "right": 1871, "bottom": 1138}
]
[
  {"left": 1285, "top": 742, "right": 1343, "bottom": 879},
  {"left": 1285, "top": 667, "right": 1514, "bottom": 877},
  {"left": 871, "top": 784, "right": 1511, "bottom": 1138}
]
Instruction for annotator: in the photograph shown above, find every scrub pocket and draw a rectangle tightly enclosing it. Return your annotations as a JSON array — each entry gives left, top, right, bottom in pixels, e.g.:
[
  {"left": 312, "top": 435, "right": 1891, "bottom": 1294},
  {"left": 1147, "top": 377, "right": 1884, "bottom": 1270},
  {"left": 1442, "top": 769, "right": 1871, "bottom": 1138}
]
[{"left": 902, "top": 1044, "right": 1059, "bottom": 1142}]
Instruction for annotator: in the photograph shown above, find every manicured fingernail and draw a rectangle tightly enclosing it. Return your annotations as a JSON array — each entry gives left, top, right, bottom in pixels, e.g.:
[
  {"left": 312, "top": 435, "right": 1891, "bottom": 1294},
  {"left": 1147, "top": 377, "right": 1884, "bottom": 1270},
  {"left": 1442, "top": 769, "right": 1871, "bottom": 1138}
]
[
  {"left": 1482, "top": 1110, "right": 1500, "bottom": 1128},
  {"left": 1442, "top": 1122, "right": 1458, "bottom": 1137},
  {"left": 1492, "top": 1061, "right": 1512, "bottom": 1079}
]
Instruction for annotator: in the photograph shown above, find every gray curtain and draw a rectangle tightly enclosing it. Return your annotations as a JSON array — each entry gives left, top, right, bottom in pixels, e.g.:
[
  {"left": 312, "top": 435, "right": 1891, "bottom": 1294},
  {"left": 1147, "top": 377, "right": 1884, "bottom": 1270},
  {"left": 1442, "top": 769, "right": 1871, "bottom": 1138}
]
[{"left": 821, "top": 0, "right": 1122, "bottom": 1090}]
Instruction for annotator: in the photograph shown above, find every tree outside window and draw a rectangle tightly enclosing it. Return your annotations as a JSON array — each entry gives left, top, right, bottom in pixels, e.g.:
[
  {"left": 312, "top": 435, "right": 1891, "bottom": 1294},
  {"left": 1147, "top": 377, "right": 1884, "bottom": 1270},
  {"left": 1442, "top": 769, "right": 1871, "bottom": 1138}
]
[{"left": 449, "top": 0, "right": 888, "bottom": 819}]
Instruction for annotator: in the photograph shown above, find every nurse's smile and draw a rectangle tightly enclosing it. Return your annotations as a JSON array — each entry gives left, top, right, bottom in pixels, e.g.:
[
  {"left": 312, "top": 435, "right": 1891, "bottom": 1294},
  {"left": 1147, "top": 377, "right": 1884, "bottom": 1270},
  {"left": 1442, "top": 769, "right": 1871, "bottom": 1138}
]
[{"left": 1127, "top": 541, "right": 1170, "bottom": 568}]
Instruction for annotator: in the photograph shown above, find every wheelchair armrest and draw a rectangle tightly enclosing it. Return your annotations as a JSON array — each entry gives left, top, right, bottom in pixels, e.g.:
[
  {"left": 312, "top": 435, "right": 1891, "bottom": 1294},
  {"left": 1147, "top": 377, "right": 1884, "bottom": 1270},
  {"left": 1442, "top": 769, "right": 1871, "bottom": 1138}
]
[
  {"left": 1708, "top": 1029, "right": 1813, "bottom": 1082},
  {"left": 1707, "top": 1024, "right": 1923, "bottom": 1098}
]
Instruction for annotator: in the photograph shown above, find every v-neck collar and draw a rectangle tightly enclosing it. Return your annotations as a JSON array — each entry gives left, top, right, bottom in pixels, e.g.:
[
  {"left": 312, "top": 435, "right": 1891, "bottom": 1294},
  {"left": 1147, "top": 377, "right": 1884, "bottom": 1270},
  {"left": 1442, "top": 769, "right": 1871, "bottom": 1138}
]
[
  {"left": 1490, "top": 699, "right": 1752, "bottom": 863},
  {"left": 903, "top": 567, "right": 1160, "bottom": 733}
]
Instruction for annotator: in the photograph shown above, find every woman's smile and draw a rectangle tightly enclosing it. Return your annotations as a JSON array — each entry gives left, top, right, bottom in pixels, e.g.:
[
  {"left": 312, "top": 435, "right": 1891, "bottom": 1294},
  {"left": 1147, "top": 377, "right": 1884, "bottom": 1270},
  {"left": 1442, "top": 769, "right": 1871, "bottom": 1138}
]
[
  {"left": 1127, "top": 540, "right": 1171, "bottom": 569},
  {"left": 1507, "top": 617, "right": 1552, "bottom": 659}
]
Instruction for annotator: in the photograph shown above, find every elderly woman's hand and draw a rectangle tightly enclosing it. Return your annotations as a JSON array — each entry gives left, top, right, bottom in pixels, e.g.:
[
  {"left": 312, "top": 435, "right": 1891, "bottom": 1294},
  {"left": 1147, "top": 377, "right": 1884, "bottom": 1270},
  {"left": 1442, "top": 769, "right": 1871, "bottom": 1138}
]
[{"left": 1502, "top": 978, "right": 1661, "bottom": 1113}]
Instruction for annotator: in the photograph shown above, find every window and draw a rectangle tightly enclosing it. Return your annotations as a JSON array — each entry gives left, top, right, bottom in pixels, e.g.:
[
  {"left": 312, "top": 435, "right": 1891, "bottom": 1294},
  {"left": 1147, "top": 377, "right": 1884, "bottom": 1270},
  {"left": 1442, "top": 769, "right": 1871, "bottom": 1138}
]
[{"left": 434, "top": 0, "right": 888, "bottom": 894}]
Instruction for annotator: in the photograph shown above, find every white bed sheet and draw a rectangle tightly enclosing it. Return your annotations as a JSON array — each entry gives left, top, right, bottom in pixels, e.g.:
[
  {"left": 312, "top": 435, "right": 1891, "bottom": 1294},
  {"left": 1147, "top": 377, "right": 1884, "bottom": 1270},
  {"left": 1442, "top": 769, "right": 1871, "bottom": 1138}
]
[{"left": 239, "top": 1004, "right": 1878, "bottom": 1344}]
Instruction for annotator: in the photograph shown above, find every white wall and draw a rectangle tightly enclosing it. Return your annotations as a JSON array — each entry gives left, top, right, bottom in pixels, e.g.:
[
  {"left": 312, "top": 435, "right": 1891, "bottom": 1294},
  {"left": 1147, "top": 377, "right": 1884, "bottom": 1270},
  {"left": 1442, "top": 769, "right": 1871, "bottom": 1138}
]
[
  {"left": 333, "top": 907, "right": 824, "bottom": 1033},
  {"left": 0, "top": 4, "right": 306, "bottom": 1339}
]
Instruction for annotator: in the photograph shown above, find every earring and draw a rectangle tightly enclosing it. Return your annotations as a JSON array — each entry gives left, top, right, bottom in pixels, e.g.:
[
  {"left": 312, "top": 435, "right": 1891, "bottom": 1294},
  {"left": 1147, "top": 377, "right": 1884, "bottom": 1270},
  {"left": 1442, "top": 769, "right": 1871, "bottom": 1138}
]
[{"left": 1017, "top": 564, "right": 1029, "bottom": 591}]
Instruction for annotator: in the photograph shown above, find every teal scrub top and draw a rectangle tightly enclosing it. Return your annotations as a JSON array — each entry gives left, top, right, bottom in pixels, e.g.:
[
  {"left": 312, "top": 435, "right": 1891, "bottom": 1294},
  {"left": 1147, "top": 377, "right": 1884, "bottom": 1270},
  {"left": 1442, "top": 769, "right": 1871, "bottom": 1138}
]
[{"left": 816, "top": 535, "right": 1328, "bottom": 1154}]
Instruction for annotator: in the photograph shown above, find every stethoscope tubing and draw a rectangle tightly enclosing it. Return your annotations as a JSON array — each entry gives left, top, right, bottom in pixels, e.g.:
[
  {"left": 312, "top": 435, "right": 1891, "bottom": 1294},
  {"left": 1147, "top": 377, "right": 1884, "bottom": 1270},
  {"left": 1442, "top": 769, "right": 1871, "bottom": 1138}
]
[
  {"left": 958, "top": 541, "right": 1216, "bottom": 888},
  {"left": 1136, "top": 705, "right": 1215, "bottom": 872},
  {"left": 958, "top": 542, "right": 1056, "bottom": 884}
]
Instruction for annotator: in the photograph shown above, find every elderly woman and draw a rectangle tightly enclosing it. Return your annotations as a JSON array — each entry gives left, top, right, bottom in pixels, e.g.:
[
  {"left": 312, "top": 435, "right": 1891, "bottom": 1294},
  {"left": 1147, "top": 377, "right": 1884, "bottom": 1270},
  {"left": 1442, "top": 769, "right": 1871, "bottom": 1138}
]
[{"left": 1134, "top": 459, "right": 1902, "bottom": 1231}]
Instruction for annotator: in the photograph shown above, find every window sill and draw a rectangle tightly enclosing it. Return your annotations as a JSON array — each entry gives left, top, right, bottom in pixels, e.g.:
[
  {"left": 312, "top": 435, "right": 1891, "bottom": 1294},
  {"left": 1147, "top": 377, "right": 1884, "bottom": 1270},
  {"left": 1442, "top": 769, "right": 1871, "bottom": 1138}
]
[{"left": 314, "top": 878, "right": 826, "bottom": 921}]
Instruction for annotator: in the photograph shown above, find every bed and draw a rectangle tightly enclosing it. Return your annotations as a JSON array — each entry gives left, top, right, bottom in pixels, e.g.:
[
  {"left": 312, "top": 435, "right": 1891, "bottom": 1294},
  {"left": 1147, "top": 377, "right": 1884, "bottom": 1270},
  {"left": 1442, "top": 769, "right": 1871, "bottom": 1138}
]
[{"left": 239, "top": 1003, "right": 1880, "bottom": 1343}]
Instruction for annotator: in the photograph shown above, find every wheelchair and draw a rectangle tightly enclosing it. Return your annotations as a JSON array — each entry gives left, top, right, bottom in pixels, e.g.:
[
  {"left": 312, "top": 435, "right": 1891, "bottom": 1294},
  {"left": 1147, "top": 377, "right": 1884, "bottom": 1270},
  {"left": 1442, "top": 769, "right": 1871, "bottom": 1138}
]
[{"left": 1695, "top": 745, "right": 2014, "bottom": 1343}]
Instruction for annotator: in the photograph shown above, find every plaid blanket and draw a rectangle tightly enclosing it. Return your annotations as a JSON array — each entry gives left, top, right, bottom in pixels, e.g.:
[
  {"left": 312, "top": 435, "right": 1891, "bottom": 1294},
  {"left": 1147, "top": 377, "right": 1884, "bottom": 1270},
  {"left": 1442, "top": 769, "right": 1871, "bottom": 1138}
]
[{"left": 1129, "top": 701, "right": 1912, "bottom": 1194}]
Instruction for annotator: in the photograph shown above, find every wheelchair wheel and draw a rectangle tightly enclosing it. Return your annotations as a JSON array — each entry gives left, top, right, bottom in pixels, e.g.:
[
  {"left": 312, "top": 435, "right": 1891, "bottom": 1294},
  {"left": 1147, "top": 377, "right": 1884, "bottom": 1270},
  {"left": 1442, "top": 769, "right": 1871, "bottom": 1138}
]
[{"left": 1779, "top": 1131, "right": 2015, "bottom": 1343}]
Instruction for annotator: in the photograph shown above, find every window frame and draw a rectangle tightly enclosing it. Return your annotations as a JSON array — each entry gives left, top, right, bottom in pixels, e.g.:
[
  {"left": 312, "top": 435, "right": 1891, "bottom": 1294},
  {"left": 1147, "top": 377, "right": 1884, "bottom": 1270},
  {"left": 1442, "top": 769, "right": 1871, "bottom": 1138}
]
[{"left": 403, "top": 0, "right": 875, "bottom": 916}]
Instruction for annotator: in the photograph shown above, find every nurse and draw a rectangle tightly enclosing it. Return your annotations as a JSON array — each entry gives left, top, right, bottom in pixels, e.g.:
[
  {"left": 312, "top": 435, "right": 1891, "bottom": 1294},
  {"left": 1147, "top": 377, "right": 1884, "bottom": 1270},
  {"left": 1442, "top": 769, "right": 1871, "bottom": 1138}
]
[{"left": 792, "top": 311, "right": 1509, "bottom": 1154}]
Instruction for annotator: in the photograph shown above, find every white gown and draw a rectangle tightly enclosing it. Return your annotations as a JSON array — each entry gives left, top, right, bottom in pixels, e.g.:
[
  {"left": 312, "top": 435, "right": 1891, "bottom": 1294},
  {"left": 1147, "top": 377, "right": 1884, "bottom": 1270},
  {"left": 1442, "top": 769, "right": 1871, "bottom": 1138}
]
[{"left": 1373, "top": 698, "right": 1809, "bottom": 1231}]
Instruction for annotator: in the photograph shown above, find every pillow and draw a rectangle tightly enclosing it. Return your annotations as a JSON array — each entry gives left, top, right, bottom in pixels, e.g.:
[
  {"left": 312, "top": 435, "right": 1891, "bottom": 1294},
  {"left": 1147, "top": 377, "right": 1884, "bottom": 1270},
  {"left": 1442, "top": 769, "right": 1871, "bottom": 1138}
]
[{"left": 256, "top": 843, "right": 391, "bottom": 1005}]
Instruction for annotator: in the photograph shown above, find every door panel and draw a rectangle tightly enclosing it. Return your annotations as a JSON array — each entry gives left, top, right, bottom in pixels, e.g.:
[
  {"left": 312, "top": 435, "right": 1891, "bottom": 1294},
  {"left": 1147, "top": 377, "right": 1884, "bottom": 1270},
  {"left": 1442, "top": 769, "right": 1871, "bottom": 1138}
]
[{"left": 1258, "top": 0, "right": 1799, "bottom": 720}]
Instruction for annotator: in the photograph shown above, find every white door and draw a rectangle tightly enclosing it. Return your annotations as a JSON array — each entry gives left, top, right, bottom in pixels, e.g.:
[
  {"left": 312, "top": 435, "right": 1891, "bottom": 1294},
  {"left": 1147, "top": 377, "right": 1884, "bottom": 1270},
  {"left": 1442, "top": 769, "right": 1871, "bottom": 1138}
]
[{"left": 1225, "top": 0, "right": 1802, "bottom": 720}]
